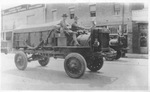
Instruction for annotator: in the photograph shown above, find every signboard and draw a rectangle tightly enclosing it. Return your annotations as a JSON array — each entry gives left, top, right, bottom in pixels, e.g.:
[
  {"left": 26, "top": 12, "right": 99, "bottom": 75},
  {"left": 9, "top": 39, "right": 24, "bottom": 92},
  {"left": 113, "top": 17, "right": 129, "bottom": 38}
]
[{"left": 2, "top": 4, "right": 45, "bottom": 16}]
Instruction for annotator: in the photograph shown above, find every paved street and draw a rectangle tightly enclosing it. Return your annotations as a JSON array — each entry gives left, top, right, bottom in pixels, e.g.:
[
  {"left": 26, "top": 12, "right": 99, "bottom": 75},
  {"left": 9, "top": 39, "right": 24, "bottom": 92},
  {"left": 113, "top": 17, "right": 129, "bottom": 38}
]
[{"left": 0, "top": 53, "right": 148, "bottom": 90}]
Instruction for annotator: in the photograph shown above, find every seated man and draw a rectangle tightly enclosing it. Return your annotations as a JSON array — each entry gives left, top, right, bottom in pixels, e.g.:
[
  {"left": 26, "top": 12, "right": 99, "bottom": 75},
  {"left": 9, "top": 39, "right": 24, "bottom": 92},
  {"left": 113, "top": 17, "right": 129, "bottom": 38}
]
[
  {"left": 58, "top": 14, "right": 80, "bottom": 46},
  {"left": 71, "top": 16, "right": 84, "bottom": 32}
]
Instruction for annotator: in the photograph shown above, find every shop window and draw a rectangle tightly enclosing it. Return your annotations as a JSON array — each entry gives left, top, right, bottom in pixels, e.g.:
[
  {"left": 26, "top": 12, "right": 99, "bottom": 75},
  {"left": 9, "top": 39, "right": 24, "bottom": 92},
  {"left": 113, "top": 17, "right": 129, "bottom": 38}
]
[
  {"left": 123, "top": 25, "right": 128, "bottom": 33},
  {"left": 108, "top": 25, "right": 120, "bottom": 34},
  {"left": 69, "top": 8, "right": 75, "bottom": 19},
  {"left": 1, "top": 32, "right": 6, "bottom": 41},
  {"left": 114, "top": 3, "right": 121, "bottom": 15},
  {"left": 140, "top": 33, "right": 147, "bottom": 47},
  {"left": 89, "top": 4, "right": 96, "bottom": 17},
  {"left": 108, "top": 25, "right": 127, "bottom": 34},
  {"left": 6, "top": 32, "right": 12, "bottom": 40}
]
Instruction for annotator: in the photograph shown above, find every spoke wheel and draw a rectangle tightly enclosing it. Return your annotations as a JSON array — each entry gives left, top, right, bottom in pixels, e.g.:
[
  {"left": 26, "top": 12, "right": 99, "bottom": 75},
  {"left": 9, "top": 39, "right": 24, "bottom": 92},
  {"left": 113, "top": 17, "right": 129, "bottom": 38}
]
[
  {"left": 38, "top": 57, "right": 49, "bottom": 66},
  {"left": 64, "top": 53, "right": 86, "bottom": 78},
  {"left": 87, "top": 57, "right": 103, "bottom": 72},
  {"left": 14, "top": 51, "right": 28, "bottom": 70}
]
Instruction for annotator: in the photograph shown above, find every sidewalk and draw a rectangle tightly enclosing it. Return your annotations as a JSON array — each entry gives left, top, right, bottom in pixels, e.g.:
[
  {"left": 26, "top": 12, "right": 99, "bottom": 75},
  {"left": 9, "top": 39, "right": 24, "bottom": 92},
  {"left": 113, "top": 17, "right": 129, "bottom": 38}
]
[{"left": 124, "top": 53, "right": 148, "bottom": 59}]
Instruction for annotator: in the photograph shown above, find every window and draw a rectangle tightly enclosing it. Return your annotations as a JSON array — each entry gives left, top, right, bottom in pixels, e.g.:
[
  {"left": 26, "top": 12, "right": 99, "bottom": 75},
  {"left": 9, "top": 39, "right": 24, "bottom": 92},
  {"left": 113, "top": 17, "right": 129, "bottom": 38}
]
[
  {"left": 52, "top": 10, "right": 57, "bottom": 21},
  {"left": 123, "top": 25, "right": 128, "bottom": 33},
  {"left": 140, "top": 33, "right": 147, "bottom": 47},
  {"left": 108, "top": 24, "right": 128, "bottom": 34},
  {"left": 6, "top": 32, "right": 12, "bottom": 40},
  {"left": 114, "top": 3, "right": 121, "bottom": 15},
  {"left": 1, "top": 32, "right": 6, "bottom": 41},
  {"left": 108, "top": 25, "right": 120, "bottom": 34},
  {"left": 89, "top": 5, "right": 96, "bottom": 17},
  {"left": 108, "top": 25, "right": 127, "bottom": 34},
  {"left": 69, "top": 8, "right": 75, "bottom": 19}
]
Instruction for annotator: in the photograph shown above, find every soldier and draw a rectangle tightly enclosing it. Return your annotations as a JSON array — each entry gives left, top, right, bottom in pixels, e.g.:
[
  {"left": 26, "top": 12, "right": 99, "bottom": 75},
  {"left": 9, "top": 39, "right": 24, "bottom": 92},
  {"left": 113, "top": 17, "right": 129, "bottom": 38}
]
[
  {"left": 58, "top": 14, "right": 80, "bottom": 46},
  {"left": 58, "top": 14, "right": 69, "bottom": 33},
  {"left": 71, "top": 16, "right": 84, "bottom": 32}
]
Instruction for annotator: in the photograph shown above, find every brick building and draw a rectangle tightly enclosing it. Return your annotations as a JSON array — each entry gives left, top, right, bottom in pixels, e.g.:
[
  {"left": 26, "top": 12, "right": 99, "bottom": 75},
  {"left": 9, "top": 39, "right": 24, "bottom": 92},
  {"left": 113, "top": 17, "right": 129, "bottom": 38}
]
[{"left": 1, "top": 3, "right": 148, "bottom": 53}]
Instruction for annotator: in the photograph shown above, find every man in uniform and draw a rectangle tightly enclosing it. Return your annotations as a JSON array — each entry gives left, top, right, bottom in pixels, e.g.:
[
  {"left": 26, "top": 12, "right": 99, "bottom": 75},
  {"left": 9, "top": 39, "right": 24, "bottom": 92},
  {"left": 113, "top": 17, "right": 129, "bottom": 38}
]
[
  {"left": 58, "top": 14, "right": 80, "bottom": 46},
  {"left": 71, "top": 16, "right": 84, "bottom": 32}
]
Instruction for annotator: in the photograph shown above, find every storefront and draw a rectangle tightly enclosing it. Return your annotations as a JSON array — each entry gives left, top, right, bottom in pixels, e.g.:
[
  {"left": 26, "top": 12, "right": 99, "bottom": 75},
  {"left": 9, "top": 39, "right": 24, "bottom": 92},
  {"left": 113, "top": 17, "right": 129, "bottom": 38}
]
[
  {"left": 132, "top": 21, "right": 148, "bottom": 54},
  {"left": 132, "top": 6, "right": 148, "bottom": 54},
  {"left": 1, "top": 30, "right": 13, "bottom": 53}
]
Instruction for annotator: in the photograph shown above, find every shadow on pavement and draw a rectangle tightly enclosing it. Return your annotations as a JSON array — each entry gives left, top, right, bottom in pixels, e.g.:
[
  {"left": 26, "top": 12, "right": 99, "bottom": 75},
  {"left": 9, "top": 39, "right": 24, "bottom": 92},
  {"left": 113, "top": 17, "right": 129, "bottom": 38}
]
[
  {"left": 3, "top": 67, "right": 118, "bottom": 89},
  {"left": 105, "top": 59, "right": 129, "bottom": 63}
]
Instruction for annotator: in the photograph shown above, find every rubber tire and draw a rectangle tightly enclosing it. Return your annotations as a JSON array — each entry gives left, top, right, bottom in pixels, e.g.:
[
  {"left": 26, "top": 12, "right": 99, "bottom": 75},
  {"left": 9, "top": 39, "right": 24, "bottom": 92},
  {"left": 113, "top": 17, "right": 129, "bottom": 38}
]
[
  {"left": 115, "top": 50, "right": 121, "bottom": 60},
  {"left": 14, "top": 51, "right": 28, "bottom": 70},
  {"left": 87, "top": 57, "right": 104, "bottom": 72},
  {"left": 64, "top": 53, "right": 87, "bottom": 78},
  {"left": 38, "top": 57, "right": 49, "bottom": 66}
]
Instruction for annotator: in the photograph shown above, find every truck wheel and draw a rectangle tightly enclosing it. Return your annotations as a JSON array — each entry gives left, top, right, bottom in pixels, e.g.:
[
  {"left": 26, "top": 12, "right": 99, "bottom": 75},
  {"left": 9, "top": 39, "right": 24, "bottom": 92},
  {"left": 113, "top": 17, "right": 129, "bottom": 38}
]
[
  {"left": 115, "top": 50, "right": 121, "bottom": 60},
  {"left": 64, "top": 53, "right": 86, "bottom": 78},
  {"left": 14, "top": 51, "right": 28, "bottom": 70},
  {"left": 87, "top": 57, "right": 103, "bottom": 72},
  {"left": 38, "top": 57, "right": 49, "bottom": 66}
]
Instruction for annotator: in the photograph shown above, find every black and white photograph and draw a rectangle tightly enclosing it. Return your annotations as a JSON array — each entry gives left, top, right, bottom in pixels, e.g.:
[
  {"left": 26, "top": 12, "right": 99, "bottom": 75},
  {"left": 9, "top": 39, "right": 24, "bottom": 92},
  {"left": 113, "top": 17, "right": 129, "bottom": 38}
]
[{"left": 0, "top": 0, "right": 149, "bottom": 91}]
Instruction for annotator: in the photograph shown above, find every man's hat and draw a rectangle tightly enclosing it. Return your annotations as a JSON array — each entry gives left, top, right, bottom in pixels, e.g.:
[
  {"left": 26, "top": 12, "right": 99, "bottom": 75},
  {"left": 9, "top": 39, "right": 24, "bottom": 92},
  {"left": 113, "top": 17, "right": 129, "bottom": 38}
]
[
  {"left": 74, "top": 16, "right": 79, "bottom": 20},
  {"left": 62, "top": 14, "right": 68, "bottom": 17}
]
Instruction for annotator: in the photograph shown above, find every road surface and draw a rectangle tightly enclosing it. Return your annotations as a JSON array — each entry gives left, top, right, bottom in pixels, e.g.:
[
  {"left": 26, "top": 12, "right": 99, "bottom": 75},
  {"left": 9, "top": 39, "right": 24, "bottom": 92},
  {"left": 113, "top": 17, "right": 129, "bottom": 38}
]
[{"left": 0, "top": 53, "right": 148, "bottom": 90}]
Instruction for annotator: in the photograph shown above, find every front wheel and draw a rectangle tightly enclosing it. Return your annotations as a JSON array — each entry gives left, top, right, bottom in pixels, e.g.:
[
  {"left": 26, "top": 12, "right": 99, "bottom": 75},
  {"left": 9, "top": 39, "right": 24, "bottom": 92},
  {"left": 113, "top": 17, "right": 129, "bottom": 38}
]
[
  {"left": 14, "top": 51, "right": 28, "bottom": 70},
  {"left": 87, "top": 57, "right": 104, "bottom": 72},
  {"left": 64, "top": 53, "right": 87, "bottom": 78},
  {"left": 38, "top": 57, "right": 49, "bottom": 66}
]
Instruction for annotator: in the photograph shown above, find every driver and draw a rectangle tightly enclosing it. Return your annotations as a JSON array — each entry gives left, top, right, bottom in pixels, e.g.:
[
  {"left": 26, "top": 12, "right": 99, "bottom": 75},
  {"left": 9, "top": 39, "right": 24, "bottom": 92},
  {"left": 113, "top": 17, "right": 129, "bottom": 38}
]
[
  {"left": 58, "top": 14, "right": 80, "bottom": 46},
  {"left": 71, "top": 16, "right": 85, "bottom": 32}
]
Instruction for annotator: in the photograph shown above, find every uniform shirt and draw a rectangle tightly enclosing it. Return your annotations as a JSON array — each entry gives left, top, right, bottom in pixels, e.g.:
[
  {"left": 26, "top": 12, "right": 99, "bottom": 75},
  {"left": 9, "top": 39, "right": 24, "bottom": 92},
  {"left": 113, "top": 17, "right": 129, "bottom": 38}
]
[
  {"left": 71, "top": 21, "right": 83, "bottom": 32},
  {"left": 58, "top": 20, "right": 69, "bottom": 30}
]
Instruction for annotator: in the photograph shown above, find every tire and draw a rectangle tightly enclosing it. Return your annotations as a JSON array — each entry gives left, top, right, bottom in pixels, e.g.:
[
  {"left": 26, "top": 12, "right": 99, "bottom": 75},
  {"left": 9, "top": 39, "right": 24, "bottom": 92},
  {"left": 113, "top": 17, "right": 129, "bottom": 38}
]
[
  {"left": 64, "top": 53, "right": 87, "bottom": 78},
  {"left": 87, "top": 57, "right": 104, "bottom": 72},
  {"left": 38, "top": 57, "right": 49, "bottom": 66},
  {"left": 115, "top": 50, "right": 121, "bottom": 60},
  {"left": 14, "top": 51, "right": 28, "bottom": 70}
]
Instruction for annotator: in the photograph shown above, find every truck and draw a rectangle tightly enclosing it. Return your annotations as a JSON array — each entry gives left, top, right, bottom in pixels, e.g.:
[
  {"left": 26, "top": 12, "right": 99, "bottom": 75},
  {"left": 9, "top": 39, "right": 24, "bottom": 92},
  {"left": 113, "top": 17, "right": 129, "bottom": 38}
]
[
  {"left": 105, "top": 34, "right": 128, "bottom": 61},
  {"left": 13, "top": 23, "right": 116, "bottom": 78}
]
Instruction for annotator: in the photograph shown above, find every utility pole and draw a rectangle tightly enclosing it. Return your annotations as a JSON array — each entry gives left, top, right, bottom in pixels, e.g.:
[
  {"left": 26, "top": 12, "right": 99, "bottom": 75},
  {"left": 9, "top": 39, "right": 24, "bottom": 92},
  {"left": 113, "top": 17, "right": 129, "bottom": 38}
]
[
  {"left": 1, "top": 10, "right": 3, "bottom": 31},
  {"left": 121, "top": 3, "right": 124, "bottom": 36}
]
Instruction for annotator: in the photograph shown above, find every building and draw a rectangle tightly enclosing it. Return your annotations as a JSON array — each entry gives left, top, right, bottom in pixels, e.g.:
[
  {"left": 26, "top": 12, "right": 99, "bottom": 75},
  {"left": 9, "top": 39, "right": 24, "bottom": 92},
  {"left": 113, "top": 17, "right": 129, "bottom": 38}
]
[{"left": 1, "top": 3, "right": 148, "bottom": 53}]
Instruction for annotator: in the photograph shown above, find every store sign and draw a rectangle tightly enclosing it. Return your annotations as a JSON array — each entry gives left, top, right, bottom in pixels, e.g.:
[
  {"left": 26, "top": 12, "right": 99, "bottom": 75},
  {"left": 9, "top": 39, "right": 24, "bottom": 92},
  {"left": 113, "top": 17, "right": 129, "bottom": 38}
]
[
  {"left": 28, "top": 4, "right": 44, "bottom": 9},
  {"left": 2, "top": 4, "right": 45, "bottom": 16}
]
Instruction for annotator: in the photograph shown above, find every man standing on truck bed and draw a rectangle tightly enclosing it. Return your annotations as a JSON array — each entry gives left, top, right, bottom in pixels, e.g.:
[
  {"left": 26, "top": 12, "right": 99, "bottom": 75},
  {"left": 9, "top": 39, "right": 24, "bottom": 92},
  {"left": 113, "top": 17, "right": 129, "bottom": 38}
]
[{"left": 58, "top": 14, "right": 80, "bottom": 46}]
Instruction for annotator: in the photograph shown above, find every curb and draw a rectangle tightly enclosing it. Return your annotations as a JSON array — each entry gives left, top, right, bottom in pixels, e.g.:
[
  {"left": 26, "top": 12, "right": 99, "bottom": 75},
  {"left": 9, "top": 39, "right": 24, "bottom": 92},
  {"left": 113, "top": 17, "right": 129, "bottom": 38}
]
[{"left": 124, "top": 53, "right": 148, "bottom": 59}]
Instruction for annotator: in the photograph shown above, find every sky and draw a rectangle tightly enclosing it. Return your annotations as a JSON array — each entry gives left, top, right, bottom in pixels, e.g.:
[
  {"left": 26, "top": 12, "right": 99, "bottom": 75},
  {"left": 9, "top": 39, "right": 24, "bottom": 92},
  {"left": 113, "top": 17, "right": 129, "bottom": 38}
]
[{"left": 1, "top": 0, "right": 149, "bottom": 10}]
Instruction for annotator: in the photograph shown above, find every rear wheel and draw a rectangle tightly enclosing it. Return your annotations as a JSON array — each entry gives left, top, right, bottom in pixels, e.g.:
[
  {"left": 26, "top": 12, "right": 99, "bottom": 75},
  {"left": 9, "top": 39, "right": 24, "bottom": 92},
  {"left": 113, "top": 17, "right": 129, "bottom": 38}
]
[
  {"left": 64, "top": 53, "right": 86, "bottom": 78},
  {"left": 87, "top": 57, "right": 104, "bottom": 72},
  {"left": 38, "top": 57, "right": 49, "bottom": 66},
  {"left": 14, "top": 51, "right": 28, "bottom": 70}
]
